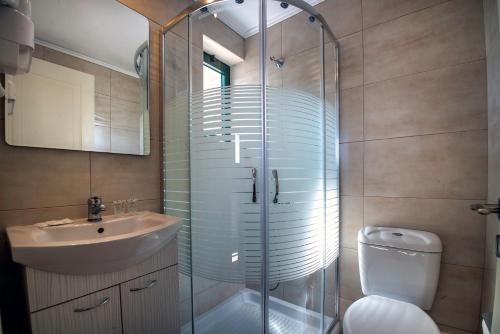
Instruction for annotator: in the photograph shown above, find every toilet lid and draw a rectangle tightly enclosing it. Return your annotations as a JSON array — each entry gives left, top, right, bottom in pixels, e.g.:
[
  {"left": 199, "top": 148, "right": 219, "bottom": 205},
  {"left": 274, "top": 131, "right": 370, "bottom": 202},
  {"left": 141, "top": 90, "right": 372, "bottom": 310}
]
[{"left": 343, "top": 295, "right": 440, "bottom": 334}]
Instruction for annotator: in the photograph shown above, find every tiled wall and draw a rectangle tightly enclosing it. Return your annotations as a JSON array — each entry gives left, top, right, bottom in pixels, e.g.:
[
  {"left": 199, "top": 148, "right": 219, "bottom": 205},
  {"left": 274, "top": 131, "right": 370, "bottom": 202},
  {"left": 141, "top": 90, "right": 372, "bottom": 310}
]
[
  {"left": 0, "top": 0, "right": 192, "bottom": 331},
  {"left": 333, "top": 0, "right": 487, "bottom": 333},
  {"left": 230, "top": 1, "right": 487, "bottom": 332},
  {"left": 482, "top": 0, "right": 500, "bottom": 321}
]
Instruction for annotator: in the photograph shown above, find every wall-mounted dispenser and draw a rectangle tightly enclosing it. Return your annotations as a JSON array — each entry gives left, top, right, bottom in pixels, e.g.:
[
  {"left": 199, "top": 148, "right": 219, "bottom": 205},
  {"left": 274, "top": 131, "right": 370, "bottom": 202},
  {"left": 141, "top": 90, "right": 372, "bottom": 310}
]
[{"left": 0, "top": 0, "right": 34, "bottom": 97}]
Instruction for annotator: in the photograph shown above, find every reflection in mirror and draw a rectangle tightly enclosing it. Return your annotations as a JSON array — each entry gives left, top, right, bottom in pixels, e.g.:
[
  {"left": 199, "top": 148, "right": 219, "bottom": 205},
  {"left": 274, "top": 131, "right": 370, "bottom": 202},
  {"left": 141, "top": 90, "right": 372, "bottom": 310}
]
[{"left": 4, "top": 0, "right": 150, "bottom": 155}]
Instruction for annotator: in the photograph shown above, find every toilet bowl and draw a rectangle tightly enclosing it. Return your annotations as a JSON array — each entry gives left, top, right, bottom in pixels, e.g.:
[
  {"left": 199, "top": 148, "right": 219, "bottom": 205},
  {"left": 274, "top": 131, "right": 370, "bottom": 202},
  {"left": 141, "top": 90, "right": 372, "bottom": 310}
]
[
  {"left": 343, "top": 226, "right": 442, "bottom": 334},
  {"left": 343, "top": 295, "right": 440, "bottom": 334}
]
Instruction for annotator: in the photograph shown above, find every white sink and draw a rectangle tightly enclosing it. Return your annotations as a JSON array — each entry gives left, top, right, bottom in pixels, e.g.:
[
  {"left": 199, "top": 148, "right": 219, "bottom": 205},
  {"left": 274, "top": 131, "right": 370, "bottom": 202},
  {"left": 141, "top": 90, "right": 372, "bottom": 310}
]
[{"left": 6, "top": 211, "right": 181, "bottom": 275}]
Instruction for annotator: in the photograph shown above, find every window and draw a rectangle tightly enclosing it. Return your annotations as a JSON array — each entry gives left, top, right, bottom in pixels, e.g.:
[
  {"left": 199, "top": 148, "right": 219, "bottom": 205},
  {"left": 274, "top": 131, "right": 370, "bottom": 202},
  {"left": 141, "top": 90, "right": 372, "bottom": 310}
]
[{"left": 203, "top": 53, "right": 230, "bottom": 90}]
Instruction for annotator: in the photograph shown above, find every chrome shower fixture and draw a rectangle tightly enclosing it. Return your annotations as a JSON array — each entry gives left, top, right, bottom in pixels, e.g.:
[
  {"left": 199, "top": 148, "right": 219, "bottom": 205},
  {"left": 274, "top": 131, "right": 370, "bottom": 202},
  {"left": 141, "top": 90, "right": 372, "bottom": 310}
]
[{"left": 270, "top": 56, "right": 285, "bottom": 69}]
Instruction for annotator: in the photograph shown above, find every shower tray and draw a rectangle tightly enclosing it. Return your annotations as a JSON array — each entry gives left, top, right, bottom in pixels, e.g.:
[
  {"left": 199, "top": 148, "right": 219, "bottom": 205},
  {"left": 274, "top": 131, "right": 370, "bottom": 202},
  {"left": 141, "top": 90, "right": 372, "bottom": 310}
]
[{"left": 181, "top": 288, "right": 333, "bottom": 334}]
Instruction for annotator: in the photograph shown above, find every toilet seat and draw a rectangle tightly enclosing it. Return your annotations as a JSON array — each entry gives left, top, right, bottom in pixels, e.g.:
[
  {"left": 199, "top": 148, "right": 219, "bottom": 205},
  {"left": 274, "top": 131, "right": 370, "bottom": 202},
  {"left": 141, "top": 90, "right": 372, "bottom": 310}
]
[{"left": 343, "top": 295, "right": 440, "bottom": 334}]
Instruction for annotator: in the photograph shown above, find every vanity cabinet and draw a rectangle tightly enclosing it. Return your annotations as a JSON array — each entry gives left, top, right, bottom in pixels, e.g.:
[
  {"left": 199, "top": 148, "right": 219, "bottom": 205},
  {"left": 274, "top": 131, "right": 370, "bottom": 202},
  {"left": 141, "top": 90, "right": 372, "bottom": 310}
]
[
  {"left": 31, "top": 287, "right": 122, "bottom": 334},
  {"left": 25, "top": 241, "right": 180, "bottom": 334},
  {"left": 121, "top": 267, "right": 179, "bottom": 334}
]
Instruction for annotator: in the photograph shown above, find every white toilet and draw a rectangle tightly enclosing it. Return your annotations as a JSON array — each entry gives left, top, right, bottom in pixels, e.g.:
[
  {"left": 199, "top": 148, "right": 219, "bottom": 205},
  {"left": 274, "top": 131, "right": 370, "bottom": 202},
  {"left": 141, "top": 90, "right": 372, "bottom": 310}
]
[{"left": 343, "top": 226, "right": 442, "bottom": 334}]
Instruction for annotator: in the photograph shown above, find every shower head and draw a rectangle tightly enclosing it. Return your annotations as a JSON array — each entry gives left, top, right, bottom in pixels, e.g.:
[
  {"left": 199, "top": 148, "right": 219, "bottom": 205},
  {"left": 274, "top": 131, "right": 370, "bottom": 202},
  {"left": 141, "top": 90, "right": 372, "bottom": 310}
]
[{"left": 270, "top": 56, "right": 285, "bottom": 69}]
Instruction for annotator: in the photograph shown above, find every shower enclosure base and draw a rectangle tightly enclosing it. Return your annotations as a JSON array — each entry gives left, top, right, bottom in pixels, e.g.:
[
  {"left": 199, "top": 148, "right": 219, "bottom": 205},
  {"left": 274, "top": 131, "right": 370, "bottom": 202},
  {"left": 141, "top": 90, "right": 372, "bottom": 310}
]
[{"left": 181, "top": 288, "right": 333, "bottom": 334}]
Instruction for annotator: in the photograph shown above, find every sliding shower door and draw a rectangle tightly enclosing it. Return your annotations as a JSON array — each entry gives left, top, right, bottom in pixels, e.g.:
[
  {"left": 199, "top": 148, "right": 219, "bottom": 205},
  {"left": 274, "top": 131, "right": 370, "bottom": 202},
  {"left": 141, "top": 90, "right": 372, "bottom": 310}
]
[
  {"left": 264, "top": 2, "right": 339, "bottom": 332},
  {"left": 163, "top": 0, "right": 339, "bottom": 333}
]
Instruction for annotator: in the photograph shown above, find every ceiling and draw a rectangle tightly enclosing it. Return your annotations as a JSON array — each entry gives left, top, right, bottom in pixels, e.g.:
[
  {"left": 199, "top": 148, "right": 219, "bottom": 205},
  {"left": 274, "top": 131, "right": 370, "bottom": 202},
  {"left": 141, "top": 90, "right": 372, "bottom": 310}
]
[
  {"left": 31, "top": 0, "right": 148, "bottom": 76},
  {"left": 212, "top": 0, "right": 324, "bottom": 38}
]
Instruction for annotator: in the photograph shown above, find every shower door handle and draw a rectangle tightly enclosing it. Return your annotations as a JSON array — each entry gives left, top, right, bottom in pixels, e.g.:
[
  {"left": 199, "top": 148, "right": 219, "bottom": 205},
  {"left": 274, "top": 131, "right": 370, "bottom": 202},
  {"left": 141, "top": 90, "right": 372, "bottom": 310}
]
[
  {"left": 252, "top": 168, "right": 257, "bottom": 203},
  {"left": 272, "top": 169, "right": 279, "bottom": 204}
]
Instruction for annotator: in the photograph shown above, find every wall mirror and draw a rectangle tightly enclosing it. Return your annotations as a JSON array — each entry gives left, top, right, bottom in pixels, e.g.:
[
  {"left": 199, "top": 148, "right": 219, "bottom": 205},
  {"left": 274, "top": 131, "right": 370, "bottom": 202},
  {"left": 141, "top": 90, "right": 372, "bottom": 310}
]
[{"left": 4, "top": 0, "right": 150, "bottom": 155}]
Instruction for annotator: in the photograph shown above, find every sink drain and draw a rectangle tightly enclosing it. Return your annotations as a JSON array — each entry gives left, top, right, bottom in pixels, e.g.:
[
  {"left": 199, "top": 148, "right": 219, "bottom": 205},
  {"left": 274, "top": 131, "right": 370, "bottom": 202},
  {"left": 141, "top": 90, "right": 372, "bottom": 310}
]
[{"left": 97, "top": 227, "right": 104, "bottom": 234}]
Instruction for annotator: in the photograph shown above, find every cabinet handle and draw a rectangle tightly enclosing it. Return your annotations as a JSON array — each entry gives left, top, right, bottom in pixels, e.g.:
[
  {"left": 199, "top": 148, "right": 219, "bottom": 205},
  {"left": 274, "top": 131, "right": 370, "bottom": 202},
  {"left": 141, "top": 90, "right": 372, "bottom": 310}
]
[
  {"left": 74, "top": 297, "right": 110, "bottom": 313},
  {"left": 130, "top": 279, "right": 157, "bottom": 292}
]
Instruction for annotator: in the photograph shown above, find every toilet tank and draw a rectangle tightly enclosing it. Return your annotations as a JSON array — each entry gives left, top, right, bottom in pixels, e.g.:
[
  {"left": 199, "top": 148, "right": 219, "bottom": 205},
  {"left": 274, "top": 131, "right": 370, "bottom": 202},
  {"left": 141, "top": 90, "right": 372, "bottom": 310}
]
[{"left": 358, "top": 226, "right": 442, "bottom": 310}]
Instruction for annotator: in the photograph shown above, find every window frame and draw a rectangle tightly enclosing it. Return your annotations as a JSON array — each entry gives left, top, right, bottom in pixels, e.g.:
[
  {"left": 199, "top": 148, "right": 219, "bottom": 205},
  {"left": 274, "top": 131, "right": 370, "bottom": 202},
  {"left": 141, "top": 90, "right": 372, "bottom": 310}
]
[{"left": 203, "top": 52, "right": 230, "bottom": 87}]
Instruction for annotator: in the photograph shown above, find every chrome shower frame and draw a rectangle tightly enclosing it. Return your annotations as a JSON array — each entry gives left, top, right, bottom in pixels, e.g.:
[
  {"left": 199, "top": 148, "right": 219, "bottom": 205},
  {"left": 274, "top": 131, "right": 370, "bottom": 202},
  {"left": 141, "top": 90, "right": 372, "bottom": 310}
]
[{"left": 162, "top": 1, "right": 341, "bottom": 333}]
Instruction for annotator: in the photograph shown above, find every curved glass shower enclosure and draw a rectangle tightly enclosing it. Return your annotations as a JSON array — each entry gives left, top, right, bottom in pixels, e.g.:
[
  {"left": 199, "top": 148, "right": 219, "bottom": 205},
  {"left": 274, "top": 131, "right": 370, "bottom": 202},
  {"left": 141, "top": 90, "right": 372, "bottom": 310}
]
[{"left": 163, "top": 0, "right": 339, "bottom": 332}]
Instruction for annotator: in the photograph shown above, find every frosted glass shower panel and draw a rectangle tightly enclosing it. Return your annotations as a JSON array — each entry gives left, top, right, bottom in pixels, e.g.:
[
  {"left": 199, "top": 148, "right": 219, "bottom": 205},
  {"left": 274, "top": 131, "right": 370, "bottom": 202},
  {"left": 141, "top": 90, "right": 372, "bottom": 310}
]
[{"left": 189, "top": 86, "right": 339, "bottom": 283}]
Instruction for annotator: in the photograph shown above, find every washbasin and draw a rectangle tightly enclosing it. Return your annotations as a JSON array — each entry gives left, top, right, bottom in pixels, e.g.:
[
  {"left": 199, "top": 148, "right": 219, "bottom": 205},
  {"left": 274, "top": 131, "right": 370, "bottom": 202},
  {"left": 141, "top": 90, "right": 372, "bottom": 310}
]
[{"left": 6, "top": 211, "right": 181, "bottom": 275}]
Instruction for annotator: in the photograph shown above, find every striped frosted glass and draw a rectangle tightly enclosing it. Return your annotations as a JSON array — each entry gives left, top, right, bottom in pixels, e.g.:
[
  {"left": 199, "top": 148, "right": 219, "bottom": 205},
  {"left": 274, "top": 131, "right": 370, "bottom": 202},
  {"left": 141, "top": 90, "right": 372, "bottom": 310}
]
[
  {"left": 164, "top": 89, "right": 191, "bottom": 276},
  {"left": 178, "top": 85, "right": 339, "bottom": 284}
]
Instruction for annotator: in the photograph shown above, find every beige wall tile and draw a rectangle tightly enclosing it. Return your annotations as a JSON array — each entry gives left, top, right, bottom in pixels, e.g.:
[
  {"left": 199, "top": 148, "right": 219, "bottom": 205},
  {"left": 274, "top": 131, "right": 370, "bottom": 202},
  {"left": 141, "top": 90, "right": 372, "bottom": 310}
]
[
  {"left": 339, "top": 247, "right": 363, "bottom": 301},
  {"left": 243, "top": 23, "right": 282, "bottom": 63},
  {"left": 94, "top": 125, "right": 111, "bottom": 152},
  {"left": 149, "top": 79, "right": 161, "bottom": 141},
  {"left": 149, "top": 22, "right": 163, "bottom": 84},
  {"left": 481, "top": 268, "right": 495, "bottom": 314},
  {"left": 429, "top": 264, "right": 482, "bottom": 332},
  {"left": 102, "top": 199, "right": 160, "bottom": 216},
  {"left": 0, "top": 205, "right": 87, "bottom": 228},
  {"left": 365, "top": 61, "right": 487, "bottom": 140},
  {"left": 41, "top": 45, "right": 112, "bottom": 96},
  {"left": 339, "top": 32, "right": 363, "bottom": 90},
  {"left": 83, "top": 62, "right": 113, "bottom": 97},
  {"left": 340, "top": 86, "right": 363, "bottom": 143},
  {"left": 317, "top": 0, "right": 362, "bottom": 39},
  {"left": 438, "top": 325, "right": 475, "bottom": 334},
  {"left": 324, "top": 292, "right": 337, "bottom": 318},
  {"left": 340, "top": 196, "right": 363, "bottom": 249},
  {"left": 282, "top": 11, "right": 322, "bottom": 57},
  {"left": 364, "top": 131, "right": 487, "bottom": 199},
  {"left": 95, "top": 94, "right": 111, "bottom": 127},
  {"left": 362, "top": 0, "right": 446, "bottom": 28},
  {"left": 194, "top": 282, "right": 243, "bottom": 316},
  {"left": 0, "top": 123, "right": 90, "bottom": 210},
  {"left": 364, "top": 0, "right": 485, "bottom": 84},
  {"left": 339, "top": 298, "right": 354, "bottom": 320},
  {"left": 325, "top": 260, "right": 338, "bottom": 296},
  {"left": 111, "top": 98, "right": 141, "bottom": 131},
  {"left": 111, "top": 128, "right": 141, "bottom": 155},
  {"left": 111, "top": 71, "right": 140, "bottom": 104},
  {"left": 90, "top": 140, "right": 161, "bottom": 201},
  {"left": 232, "top": 25, "right": 283, "bottom": 88},
  {"left": 283, "top": 47, "right": 322, "bottom": 97},
  {"left": 164, "top": 31, "right": 189, "bottom": 99},
  {"left": 340, "top": 142, "right": 363, "bottom": 196},
  {"left": 364, "top": 197, "right": 485, "bottom": 268}
]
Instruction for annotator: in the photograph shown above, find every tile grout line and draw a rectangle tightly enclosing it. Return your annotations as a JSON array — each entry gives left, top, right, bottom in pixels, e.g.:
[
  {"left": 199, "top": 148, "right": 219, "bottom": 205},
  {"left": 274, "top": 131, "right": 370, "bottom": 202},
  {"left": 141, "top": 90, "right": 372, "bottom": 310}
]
[
  {"left": 363, "top": 57, "right": 487, "bottom": 87},
  {"left": 0, "top": 198, "right": 162, "bottom": 213},
  {"left": 362, "top": 0, "right": 454, "bottom": 32},
  {"left": 339, "top": 127, "right": 487, "bottom": 145},
  {"left": 340, "top": 194, "right": 487, "bottom": 202},
  {"left": 341, "top": 245, "right": 485, "bottom": 270}
]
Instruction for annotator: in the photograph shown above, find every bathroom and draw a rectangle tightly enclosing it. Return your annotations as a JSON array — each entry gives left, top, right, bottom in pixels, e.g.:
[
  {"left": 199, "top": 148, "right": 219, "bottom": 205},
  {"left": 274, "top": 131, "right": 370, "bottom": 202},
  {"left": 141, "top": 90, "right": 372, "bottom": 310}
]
[{"left": 0, "top": 0, "right": 497, "bottom": 333}]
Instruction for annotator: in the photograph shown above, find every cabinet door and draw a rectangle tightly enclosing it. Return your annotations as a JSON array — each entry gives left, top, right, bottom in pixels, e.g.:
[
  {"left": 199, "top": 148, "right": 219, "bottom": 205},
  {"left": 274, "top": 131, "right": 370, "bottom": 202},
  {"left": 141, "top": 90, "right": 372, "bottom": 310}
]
[
  {"left": 120, "top": 266, "right": 179, "bottom": 334},
  {"left": 31, "top": 286, "right": 122, "bottom": 334}
]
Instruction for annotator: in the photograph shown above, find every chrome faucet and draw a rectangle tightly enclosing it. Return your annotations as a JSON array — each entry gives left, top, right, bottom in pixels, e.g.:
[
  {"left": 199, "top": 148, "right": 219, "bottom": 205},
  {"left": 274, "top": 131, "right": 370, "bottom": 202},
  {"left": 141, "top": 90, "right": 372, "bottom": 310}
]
[{"left": 88, "top": 196, "right": 106, "bottom": 222}]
